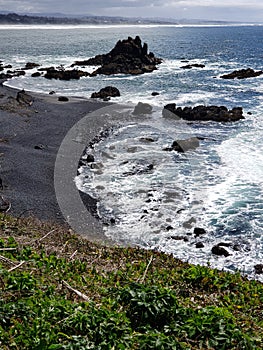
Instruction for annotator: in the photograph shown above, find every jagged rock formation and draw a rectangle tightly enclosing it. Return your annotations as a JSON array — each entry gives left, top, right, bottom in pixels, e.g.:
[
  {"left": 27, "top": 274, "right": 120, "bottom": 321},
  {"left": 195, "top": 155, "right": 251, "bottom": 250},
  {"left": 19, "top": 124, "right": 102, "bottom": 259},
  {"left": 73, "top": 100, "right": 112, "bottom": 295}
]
[
  {"left": 91, "top": 86, "right": 120, "bottom": 99},
  {"left": 42, "top": 67, "right": 89, "bottom": 80},
  {"left": 162, "top": 104, "right": 245, "bottom": 122},
  {"left": 220, "top": 68, "right": 263, "bottom": 79},
  {"left": 72, "top": 36, "right": 162, "bottom": 75}
]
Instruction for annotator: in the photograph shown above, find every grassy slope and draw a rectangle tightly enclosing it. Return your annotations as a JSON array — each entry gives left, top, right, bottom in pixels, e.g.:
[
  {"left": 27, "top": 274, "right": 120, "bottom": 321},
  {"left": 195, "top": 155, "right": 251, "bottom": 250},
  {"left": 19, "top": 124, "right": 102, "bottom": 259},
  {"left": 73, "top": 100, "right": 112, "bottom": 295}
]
[{"left": 0, "top": 213, "right": 262, "bottom": 349}]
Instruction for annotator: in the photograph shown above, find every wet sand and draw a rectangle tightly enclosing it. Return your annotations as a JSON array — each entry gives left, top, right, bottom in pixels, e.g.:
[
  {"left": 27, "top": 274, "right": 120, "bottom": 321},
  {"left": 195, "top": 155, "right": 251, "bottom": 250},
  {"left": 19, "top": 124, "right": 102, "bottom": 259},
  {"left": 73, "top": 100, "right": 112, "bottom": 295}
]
[{"left": 0, "top": 82, "right": 112, "bottom": 241}]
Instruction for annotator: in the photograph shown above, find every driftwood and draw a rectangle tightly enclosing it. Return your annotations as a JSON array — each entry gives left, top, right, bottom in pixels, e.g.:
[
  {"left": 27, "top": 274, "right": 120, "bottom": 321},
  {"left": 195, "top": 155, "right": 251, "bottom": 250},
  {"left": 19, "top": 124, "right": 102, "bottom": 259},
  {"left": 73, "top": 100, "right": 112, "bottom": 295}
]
[{"left": 62, "top": 280, "right": 90, "bottom": 302}]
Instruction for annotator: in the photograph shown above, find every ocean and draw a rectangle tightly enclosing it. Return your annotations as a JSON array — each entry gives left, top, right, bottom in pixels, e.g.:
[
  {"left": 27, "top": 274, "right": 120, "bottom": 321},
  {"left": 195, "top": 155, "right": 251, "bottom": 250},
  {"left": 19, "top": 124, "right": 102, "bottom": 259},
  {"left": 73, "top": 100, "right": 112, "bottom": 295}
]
[{"left": 1, "top": 24, "right": 263, "bottom": 280}]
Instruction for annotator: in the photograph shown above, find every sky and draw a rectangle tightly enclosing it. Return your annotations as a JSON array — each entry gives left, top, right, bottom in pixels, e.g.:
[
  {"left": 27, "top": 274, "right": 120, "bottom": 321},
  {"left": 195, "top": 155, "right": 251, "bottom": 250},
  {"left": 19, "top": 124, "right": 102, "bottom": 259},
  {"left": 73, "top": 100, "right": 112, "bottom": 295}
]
[{"left": 1, "top": 0, "right": 263, "bottom": 22}]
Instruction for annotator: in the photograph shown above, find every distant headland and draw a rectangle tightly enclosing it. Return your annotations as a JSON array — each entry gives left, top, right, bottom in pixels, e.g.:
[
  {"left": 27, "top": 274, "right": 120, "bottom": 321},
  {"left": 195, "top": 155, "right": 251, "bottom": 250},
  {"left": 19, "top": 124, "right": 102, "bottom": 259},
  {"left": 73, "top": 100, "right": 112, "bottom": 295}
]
[{"left": 0, "top": 12, "right": 241, "bottom": 26}]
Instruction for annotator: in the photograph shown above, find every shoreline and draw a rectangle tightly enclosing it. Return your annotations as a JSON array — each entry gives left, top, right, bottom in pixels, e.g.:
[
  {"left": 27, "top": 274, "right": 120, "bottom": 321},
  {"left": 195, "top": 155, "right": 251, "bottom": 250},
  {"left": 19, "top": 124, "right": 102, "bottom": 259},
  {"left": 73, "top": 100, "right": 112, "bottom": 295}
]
[{"left": 0, "top": 82, "right": 115, "bottom": 243}]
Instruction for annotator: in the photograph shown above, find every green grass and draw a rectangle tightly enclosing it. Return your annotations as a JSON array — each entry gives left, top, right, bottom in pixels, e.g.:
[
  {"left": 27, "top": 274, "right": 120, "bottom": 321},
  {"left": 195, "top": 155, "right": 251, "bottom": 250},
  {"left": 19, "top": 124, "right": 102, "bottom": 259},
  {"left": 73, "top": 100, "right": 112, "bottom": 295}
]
[{"left": 0, "top": 213, "right": 262, "bottom": 349}]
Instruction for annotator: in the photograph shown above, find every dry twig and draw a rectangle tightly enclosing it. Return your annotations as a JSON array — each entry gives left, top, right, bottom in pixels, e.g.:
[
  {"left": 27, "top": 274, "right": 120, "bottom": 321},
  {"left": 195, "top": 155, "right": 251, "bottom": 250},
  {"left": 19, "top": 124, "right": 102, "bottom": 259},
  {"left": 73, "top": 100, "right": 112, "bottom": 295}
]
[
  {"left": 62, "top": 280, "right": 90, "bottom": 302},
  {"left": 37, "top": 229, "right": 57, "bottom": 243},
  {"left": 139, "top": 255, "right": 154, "bottom": 283},
  {"left": 69, "top": 250, "right": 78, "bottom": 260},
  {"left": 0, "top": 255, "right": 17, "bottom": 267},
  {"left": 0, "top": 248, "right": 17, "bottom": 251},
  {"left": 8, "top": 261, "right": 25, "bottom": 272}
]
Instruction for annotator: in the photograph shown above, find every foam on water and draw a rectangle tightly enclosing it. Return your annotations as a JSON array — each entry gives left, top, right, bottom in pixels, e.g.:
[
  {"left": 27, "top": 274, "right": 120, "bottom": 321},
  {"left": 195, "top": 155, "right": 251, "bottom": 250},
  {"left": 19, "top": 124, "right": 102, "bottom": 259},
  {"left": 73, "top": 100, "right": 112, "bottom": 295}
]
[{"left": 75, "top": 99, "right": 263, "bottom": 281}]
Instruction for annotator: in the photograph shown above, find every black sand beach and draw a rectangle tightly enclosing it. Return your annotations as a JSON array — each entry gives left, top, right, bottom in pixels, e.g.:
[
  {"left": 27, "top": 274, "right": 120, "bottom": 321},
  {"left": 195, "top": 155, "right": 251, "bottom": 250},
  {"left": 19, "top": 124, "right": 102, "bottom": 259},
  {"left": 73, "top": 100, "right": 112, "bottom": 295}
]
[{"left": 0, "top": 82, "right": 115, "bottom": 240}]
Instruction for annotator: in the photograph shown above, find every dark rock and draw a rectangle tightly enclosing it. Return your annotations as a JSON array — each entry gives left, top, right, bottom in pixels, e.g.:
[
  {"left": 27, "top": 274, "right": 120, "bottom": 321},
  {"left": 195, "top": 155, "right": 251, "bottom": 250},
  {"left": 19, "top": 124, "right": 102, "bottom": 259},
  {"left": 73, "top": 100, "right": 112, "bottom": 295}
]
[
  {"left": 79, "top": 154, "right": 95, "bottom": 167},
  {"left": 34, "top": 144, "right": 47, "bottom": 150},
  {"left": 180, "top": 63, "right": 205, "bottom": 69},
  {"left": 44, "top": 67, "right": 89, "bottom": 80},
  {"left": 194, "top": 227, "right": 207, "bottom": 236},
  {"left": 16, "top": 89, "right": 33, "bottom": 106},
  {"left": 0, "top": 196, "right": 10, "bottom": 212},
  {"left": 123, "top": 162, "right": 154, "bottom": 176},
  {"left": 254, "top": 264, "right": 263, "bottom": 274},
  {"left": 164, "top": 137, "right": 199, "bottom": 152},
  {"left": 0, "top": 178, "right": 3, "bottom": 190},
  {"left": 86, "top": 154, "right": 95, "bottom": 163},
  {"left": 88, "top": 127, "right": 113, "bottom": 149},
  {"left": 196, "top": 242, "right": 205, "bottom": 248},
  {"left": 139, "top": 137, "right": 156, "bottom": 143},
  {"left": 15, "top": 70, "right": 26, "bottom": 76},
  {"left": 170, "top": 235, "right": 186, "bottom": 241},
  {"left": 79, "top": 190, "right": 99, "bottom": 218},
  {"left": 151, "top": 91, "right": 159, "bottom": 96},
  {"left": 163, "top": 103, "right": 245, "bottom": 122},
  {"left": 211, "top": 244, "right": 231, "bottom": 257},
  {"left": 220, "top": 68, "right": 263, "bottom": 79},
  {"left": 72, "top": 36, "right": 162, "bottom": 76},
  {"left": 132, "top": 102, "right": 153, "bottom": 115},
  {"left": 91, "top": 86, "right": 120, "bottom": 99},
  {"left": 166, "top": 225, "right": 174, "bottom": 231},
  {"left": 24, "top": 62, "right": 40, "bottom": 70},
  {"left": 31, "top": 72, "right": 41, "bottom": 77},
  {"left": 58, "top": 96, "right": 69, "bottom": 102},
  {"left": 49, "top": 91, "right": 56, "bottom": 95},
  {"left": 0, "top": 72, "right": 13, "bottom": 80}
]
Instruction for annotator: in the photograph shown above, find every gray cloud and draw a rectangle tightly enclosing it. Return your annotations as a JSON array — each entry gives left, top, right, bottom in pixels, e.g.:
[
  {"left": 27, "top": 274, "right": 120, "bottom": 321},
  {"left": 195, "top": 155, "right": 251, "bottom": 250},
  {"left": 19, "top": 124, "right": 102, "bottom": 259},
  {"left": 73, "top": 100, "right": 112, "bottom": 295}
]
[{"left": 0, "top": 0, "right": 262, "bottom": 22}]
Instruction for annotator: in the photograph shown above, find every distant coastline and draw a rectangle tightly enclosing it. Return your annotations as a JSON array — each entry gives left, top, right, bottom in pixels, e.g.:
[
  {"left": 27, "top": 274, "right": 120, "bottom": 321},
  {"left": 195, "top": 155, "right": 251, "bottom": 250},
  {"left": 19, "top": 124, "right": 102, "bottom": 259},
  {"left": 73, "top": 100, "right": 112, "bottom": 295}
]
[{"left": 0, "top": 12, "right": 252, "bottom": 26}]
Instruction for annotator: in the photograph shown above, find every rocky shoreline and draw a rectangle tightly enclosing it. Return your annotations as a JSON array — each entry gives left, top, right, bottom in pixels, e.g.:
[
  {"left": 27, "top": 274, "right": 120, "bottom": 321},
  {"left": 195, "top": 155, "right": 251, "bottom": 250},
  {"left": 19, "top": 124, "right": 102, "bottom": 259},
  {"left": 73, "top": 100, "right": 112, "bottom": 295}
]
[{"left": 1, "top": 35, "right": 262, "bottom": 275}]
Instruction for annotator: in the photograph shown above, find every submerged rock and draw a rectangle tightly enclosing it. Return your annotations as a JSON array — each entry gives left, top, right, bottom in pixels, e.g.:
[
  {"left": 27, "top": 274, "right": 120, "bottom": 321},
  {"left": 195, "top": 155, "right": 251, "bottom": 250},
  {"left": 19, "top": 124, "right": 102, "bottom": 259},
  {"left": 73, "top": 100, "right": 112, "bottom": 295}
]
[
  {"left": 132, "top": 102, "right": 153, "bottom": 115},
  {"left": 180, "top": 63, "right": 205, "bottom": 69},
  {"left": 220, "top": 68, "right": 263, "bottom": 79},
  {"left": 163, "top": 137, "right": 199, "bottom": 152},
  {"left": 72, "top": 36, "right": 162, "bottom": 75},
  {"left": 163, "top": 103, "right": 244, "bottom": 122}
]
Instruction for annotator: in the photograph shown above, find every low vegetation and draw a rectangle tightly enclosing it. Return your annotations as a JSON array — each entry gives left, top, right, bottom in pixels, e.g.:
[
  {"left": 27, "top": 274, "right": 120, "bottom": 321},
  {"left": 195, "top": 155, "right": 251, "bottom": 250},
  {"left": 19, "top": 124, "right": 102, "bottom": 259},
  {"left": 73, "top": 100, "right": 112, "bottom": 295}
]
[{"left": 0, "top": 213, "right": 262, "bottom": 349}]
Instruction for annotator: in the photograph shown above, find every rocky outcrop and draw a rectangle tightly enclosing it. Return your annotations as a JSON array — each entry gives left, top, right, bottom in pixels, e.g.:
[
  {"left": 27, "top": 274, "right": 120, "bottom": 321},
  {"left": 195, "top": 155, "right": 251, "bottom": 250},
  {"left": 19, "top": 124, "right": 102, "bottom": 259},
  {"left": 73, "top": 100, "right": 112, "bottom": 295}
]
[
  {"left": 43, "top": 67, "right": 89, "bottom": 80},
  {"left": 58, "top": 96, "right": 69, "bottom": 102},
  {"left": 72, "top": 36, "right": 162, "bottom": 76},
  {"left": 211, "top": 243, "right": 231, "bottom": 257},
  {"left": 16, "top": 89, "right": 33, "bottom": 106},
  {"left": 254, "top": 264, "right": 263, "bottom": 274},
  {"left": 31, "top": 72, "right": 42, "bottom": 77},
  {"left": 23, "top": 62, "right": 40, "bottom": 70},
  {"left": 91, "top": 86, "right": 120, "bottom": 99},
  {"left": 132, "top": 102, "right": 153, "bottom": 115},
  {"left": 180, "top": 63, "right": 205, "bottom": 69},
  {"left": 220, "top": 68, "right": 263, "bottom": 79},
  {"left": 194, "top": 227, "right": 207, "bottom": 236},
  {"left": 163, "top": 137, "right": 199, "bottom": 152},
  {"left": 163, "top": 103, "right": 244, "bottom": 122}
]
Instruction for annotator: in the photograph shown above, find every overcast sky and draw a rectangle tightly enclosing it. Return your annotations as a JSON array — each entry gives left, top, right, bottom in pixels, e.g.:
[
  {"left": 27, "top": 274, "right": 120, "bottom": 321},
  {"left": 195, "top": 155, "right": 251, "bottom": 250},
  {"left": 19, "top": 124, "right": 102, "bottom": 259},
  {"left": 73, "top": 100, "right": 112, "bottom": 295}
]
[{"left": 1, "top": 0, "right": 263, "bottom": 22}]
